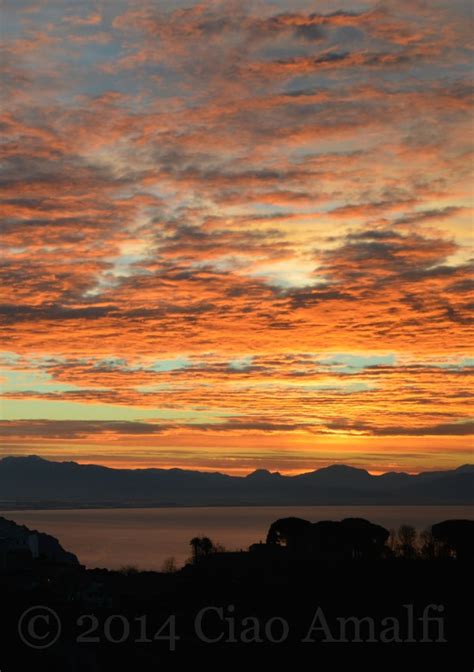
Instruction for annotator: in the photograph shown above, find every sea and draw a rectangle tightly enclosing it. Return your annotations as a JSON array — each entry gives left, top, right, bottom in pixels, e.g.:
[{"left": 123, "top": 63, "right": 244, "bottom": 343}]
[{"left": 1, "top": 505, "right": 472, "bottom": 570}]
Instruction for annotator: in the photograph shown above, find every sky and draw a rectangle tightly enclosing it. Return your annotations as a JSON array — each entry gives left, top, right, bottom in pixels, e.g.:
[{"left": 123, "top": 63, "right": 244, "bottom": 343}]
[{"left": 0, "top": 0, "right": 473, "bottom": 475}]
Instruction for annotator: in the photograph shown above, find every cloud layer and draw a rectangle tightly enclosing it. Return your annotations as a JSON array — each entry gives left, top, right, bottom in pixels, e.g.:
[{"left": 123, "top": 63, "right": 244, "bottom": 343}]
[{"left": 1, "top": 0, "right": 472, "bottom": 473}]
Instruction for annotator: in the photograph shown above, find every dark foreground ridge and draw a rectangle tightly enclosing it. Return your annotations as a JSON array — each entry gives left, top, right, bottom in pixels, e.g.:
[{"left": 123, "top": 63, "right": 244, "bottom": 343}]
[
  {"left": 1, "top": 455, "right": 473, "bottom": 507},
  {"left": 0, "top": 515, "right": 473, "bottom": 670}
]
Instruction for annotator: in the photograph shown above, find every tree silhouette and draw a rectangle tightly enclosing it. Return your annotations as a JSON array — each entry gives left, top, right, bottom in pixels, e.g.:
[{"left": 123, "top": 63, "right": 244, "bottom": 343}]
[
  {"left": 266, "top": 517, "right": 390, "bottom": 560},
  {"left": 419, "top": 528, "right": 438, "bottom": 560},
  {"left": 266, "top": 517, "right": 311, "bottom": 551},
  {"left": 161, "top": 557, "right": 178, "bottom": 573},
  {"left": 310, "top": 520, "right": 344, "bottom": 556},
  {"left": 339, "top": 518, "right": 390, "bottom": 560},
  {"left": 397, "top": 525, "right": 417, "bottom": 559},
  {"left": 387, "top": 528, "right": 398, "bottom": 555},
  {"left": 189, "top": 536, "right": 215, "bottom": 564},
  {"left": 431, "top": 520, "right": 474, "bottom": 561}
]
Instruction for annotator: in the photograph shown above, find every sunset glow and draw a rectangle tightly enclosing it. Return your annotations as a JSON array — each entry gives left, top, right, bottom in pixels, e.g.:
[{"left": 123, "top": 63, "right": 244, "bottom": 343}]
[{"left": 1, "top": 0, "right": 473, "bottom": 474}]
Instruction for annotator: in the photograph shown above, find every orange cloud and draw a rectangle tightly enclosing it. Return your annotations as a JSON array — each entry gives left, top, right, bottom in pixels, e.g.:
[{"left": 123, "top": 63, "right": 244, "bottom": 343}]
[{"left": 1, "top": 0, "right": 472, "bottom": 473}]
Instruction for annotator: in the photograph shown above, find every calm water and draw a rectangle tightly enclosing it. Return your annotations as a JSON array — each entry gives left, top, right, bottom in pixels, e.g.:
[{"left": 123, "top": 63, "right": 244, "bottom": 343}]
[{"left": 1, "top": 506, "right": 472, "bottom": 570}]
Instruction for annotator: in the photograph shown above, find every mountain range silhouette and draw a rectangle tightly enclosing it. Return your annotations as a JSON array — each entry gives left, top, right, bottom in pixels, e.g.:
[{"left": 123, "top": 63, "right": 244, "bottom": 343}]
[{"left": 1, "top": 456, "right": 473, "bottom": 507}]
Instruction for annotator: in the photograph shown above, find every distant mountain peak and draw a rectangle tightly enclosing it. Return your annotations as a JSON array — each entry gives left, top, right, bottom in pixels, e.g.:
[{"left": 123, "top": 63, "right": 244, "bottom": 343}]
[
  {"left": 246, "top": 469, "right": 279, "bottom": 480},
  {"left": 1, "top": 454, "right": 49, "bottom": 464},
  {"left": 318, "top": 464, "right": 369, "bottom": 474},
  {"left": 0, "top": 455, "right": 472, "bottom": 507},
  {"left": 455, "top": 464, "right": 474, "bottom": 473},
  {"left": 302, "top": 464, "right": 371, "bottom": 479}
]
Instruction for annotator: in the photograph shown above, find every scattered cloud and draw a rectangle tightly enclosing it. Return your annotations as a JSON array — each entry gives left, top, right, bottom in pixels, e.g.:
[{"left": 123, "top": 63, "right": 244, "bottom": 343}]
[{"left": 0, "top": 0, "right": 472, "bottom": 471}]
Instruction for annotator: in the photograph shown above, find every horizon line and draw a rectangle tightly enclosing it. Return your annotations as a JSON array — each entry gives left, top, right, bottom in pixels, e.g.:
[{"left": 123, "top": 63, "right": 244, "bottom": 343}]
[{"left": 2, "top": 454, "right": 472, "bottom": 479}]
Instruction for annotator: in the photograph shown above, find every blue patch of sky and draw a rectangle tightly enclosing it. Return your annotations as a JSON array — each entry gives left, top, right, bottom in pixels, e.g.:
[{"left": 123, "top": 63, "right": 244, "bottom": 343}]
[
  {"left": 246, "top": 380, "right": 375, "bottom": 393},
  {"left": 151, "top": 357, "right": 190, "bottom": 372},
  {"left": 262, "top": 0, "right": 373, "bottom": 12},
  {"left": 435, "top": 358, "right": 474, "bottom": 369},
  {"left": 229, "top": 356, "right": 254, "bottom": 371},
  {"left": 0, "top": 398, "right": 232, "bottom": 422},
  {"left": 319, "top": 353, "right": 396, "bottom": 373},
  {"left": 305, "top": 382, "right": 376, "bottom": 393},
  {"left": 1, "top": 6, "right": 24, "bottom": 34},
  {"left": 0, "top": 352, "right": 21, "bottom": 365},
  {"left": 0, "top": 368, "right": 80, "bottom": 394},
  {"left": 89, "top": 357, "right": 190, "bottom": 372},
  {"left": 134, "top": 384, "right": 175, "bottom": 393}
]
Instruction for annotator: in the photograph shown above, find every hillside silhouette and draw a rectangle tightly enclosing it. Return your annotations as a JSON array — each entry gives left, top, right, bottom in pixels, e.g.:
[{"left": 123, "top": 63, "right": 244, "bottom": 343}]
[{"left": 0, "top": 514, "right": 473, "bottom": 670}]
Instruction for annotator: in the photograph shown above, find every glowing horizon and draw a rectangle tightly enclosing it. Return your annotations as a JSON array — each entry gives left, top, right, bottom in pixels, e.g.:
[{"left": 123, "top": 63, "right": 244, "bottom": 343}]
[{"left": 1, "top": 0, "right": 473, "bottom": 475}]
